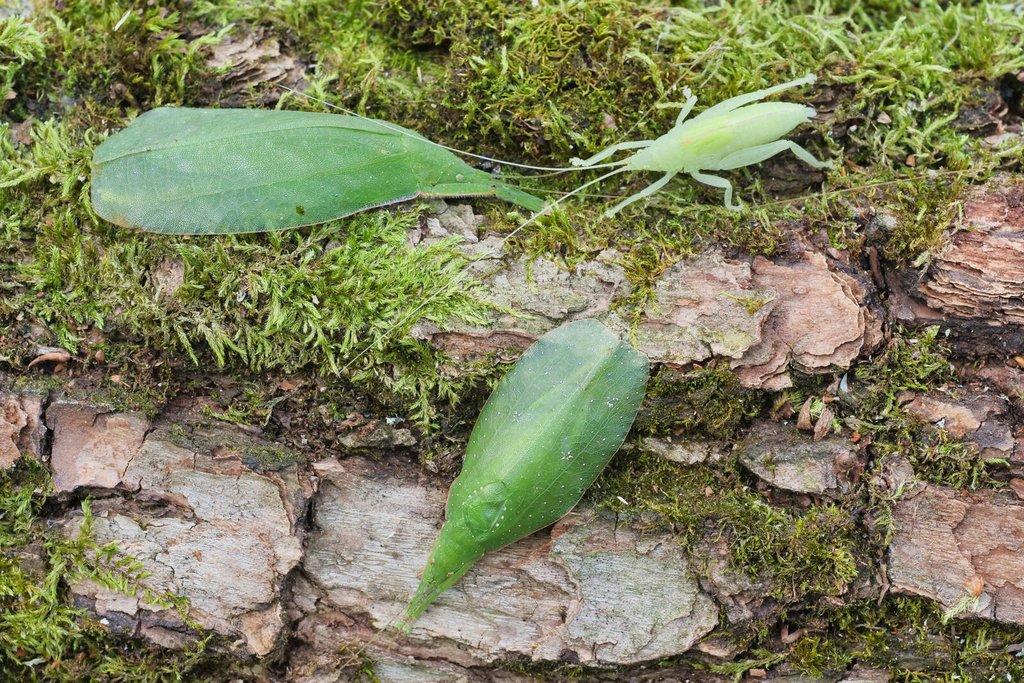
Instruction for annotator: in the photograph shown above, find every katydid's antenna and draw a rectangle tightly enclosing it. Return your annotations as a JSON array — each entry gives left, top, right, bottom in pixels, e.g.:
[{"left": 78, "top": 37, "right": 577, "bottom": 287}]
[{"left": 278, "top": 85, "right": 625, "bottom": 173}]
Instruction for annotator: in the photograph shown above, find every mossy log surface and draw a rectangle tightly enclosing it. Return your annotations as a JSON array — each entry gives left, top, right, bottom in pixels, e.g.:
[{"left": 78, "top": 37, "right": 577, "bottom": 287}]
[{"left": 2, "top": 0, "right": 1024, "bottom": 680}]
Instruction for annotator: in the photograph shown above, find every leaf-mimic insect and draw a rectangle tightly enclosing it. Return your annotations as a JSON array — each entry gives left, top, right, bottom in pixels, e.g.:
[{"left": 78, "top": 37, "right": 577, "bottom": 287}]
[
  {"left": 90, "top": 107, "right": 544, "bottom": 235},
  {"left": 571, "top": 73, "right": 833, "bottom": 216},
  {"left": 399, "top": 319, "right": 649, "bottom": 629}
]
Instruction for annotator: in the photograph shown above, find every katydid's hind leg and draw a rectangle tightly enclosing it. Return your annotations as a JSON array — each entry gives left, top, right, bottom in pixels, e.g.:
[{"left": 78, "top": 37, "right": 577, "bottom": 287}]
[
  {"left": 691, "top": 171, "right": 740, "bottom": 211},
  {"left": 696, "top": 73, "right": 817, "bottom": 120},
  {"left": 570, "top": 140, "right": 652, "bottom": 168},
  {"left": 675, "top": 88, "right": 698, "bottom": 126},
  {"left": 715, "top": 140, "right": 833, "bottom": 171},
  {"left": 781, "top": 140, "right": 833, "bottom": 169},
  {"left": 604, "top": 172, "right": 676, "bottom": 218}
]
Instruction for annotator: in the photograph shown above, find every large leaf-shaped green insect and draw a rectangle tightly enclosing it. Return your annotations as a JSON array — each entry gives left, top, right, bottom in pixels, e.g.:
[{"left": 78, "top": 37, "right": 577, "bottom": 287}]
[
  {"left": 90, "top": 107, "right": 544, "bottom": 235},
  {"left": 399, "top": 318, "right": 649, "bottom": 628}
]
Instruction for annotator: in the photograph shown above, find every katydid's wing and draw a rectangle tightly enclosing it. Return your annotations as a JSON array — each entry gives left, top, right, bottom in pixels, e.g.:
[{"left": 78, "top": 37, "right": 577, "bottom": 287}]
[
  {"left": 448, "top": 319, "right": 649, "bottom": 549},
  {"left": 90, "top": 107, "right": 544, "bottom": 235},
  {"left": 402, "top": 319, "right": 649, "bottom": 627}
]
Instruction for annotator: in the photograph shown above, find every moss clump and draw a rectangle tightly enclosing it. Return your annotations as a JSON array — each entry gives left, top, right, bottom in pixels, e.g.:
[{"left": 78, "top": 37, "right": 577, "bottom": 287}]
[
  {"left": 0, "top": 16, "right": 44, "bottom": 103},
  {"left": 787, "top": 596, "right": 1024, "bottom": 679},
  {"left": 243, "top": 444, "right": 300, "bottom": 472},
  {"left": 375, "top": 0, "right": 673, "bottom": 160},
  {"left": 362, "top": 0, "right": 1024, "bottom": 169},
  {"left": 878, "top": 173, "right": 970, "bottom": 264},
  {"left": 495, "top": 658, "right": 586, "bottom": 679},
  {"left": 592, "top": 452, "right": 860, "bottom": 600},
  {"left": 200, "top": 382, "right": 280, "bottom": 428},
  {"left": 9, "top": 1, "right": 219, "bottom": 119},
  {"left": 855, "top": 326, "right": 1007, "bottom": 489},
  {"left": 856, "top": 326, "right": 954, "bottom": 415},
  {"left": 0, "top": 459, "right": 217, "bottom": 680},
  {"left": 639, "top": 365, "right": 763, "bottom": 440},
  {"left": 900, "top": 430, "right": 1007, "bottom": 491},
  {"left": 608, "top": 365, "right": 860, "bottom": 601}
]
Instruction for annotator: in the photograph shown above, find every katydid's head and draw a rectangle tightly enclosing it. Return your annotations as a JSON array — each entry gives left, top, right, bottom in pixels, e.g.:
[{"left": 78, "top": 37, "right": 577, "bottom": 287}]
[{"left": 397, "top": 517, "right": 485, "bottom": 632}]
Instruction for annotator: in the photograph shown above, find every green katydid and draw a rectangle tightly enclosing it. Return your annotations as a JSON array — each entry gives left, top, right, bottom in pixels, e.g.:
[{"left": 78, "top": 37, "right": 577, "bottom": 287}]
[
  {"left": 573, "top": 73, "right": 832, "bottom": 215},
  {"left": 399, "top": 318, "right": 649, "bottom": 629},
  {"left": 89, "top": 74, "right": 830, "bottom": 234},
  {"left": 89, "top": 107, "right": 545, "bottom": 235}
]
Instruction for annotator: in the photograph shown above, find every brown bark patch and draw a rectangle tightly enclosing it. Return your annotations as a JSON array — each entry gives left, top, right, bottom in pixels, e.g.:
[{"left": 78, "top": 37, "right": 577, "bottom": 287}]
[
  {"left": 53, "top": 409, "right": 312, "bottom": 657},
  {"left": 733, "top": 252, "right": 882, "bottom": 390},
  {"left": 889, "top": 485, "right": 1024, "bottom": 624}
]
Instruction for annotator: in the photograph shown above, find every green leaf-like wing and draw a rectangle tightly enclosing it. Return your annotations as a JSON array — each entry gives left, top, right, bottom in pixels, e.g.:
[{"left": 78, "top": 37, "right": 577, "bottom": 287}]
[
  {"left": 90, "top": 108, "right": 544, "bottom": 235},
  {"left": 451, "top": 318, "right": 650, "bottom": 546},
  {"left": 401, "top": 319, "right": 649, "bottom": 627}
]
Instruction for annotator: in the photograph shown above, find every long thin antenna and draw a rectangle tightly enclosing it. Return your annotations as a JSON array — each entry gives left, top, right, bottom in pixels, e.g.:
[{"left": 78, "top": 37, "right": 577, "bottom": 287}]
[{"left": 278, "top": 85, "right": 626, "bottom": 173}]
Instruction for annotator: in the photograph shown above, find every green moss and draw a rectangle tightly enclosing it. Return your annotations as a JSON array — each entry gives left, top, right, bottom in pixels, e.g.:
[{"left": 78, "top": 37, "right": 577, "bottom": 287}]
[
  {"left": 494, "top": 657, "right": 585, "bottom": 679},
  {"left": 0, "top": 16, "right": 44, "bottom": 103},
  {"left": 901, "top": 431, "right": 1008, "bottom": 491},
  {"left": 10, "top": 0, "right": 220, "bottom": 119},
  {"left": 879, "top": 173, "right": 970, "bottom": 264},
  {"left": 200, "top": 382, "right": 280, "bottom": 427},
  {"left": 856, "top": 326, "right": 954, "bottom": 413},
  {"left": 639, "top": 365, "right": 763, "bottom": 440},
  {"left": 98, "top": 369, "right": 182, "bottom": 418},
  {"left": 0, "top": 459, "right": 219, "bottom": 680},
  {"left": 601, "top": 362, "right": 867, "bottom": 614},
  {"left": 375, "top": 0, "right": 673, "bottom": 159},
  {"left": 357, "top": 0, "right": 1024, "bottom": 167},
  {"left": 243, "top": 444, "right": 300, "bottom": 471},
  {"left": 723, "top": 292, "right": 777, "bottom": 316},
  {"left": 854, "top": 326, "right": 1007, "bottom": 489},
  {"left": 691, "top": 595, "right": 1024, "bottom": 679},
  {"left": 592, "top": 452, "right": 860, "bottom": 600},
  {"left": 787, "top": 596, "right": 1024, "bottom": 680},
  {"left": 702, "top": 650, "right": 787, "bottom": 678}
]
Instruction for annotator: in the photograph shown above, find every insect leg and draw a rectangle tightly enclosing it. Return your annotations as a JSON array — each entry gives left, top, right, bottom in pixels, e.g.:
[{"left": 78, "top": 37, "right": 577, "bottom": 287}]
[
  {"left": 690, "top": 171, "right": 740, "bottom": 211},
  {"left": 714, "top": 140, "right": 833, "bottom": 170},
  {"left": 570, "top": 140, "right": 652, "bottom": 167},
  {"left": 695, "top": 73, "right": 817, "bottom": 120},
  {"left": 603, "top": 171, "right": 676, "bottom": 217},
  {"left": 782, "top": 140, "right": 833, "bottom": 169},
  {"left": 675, "top": 88, "right": 698, "bottom": 126}
]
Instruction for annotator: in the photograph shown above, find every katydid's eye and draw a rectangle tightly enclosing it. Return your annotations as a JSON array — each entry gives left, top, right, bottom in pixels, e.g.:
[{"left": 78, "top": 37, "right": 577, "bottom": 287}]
[{"left": 463, "top": 481, "right": 509, "bottom": 535}]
